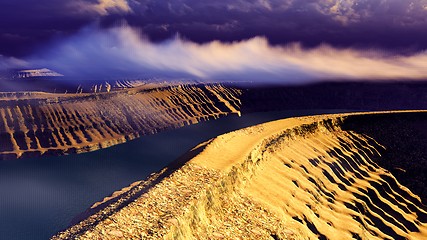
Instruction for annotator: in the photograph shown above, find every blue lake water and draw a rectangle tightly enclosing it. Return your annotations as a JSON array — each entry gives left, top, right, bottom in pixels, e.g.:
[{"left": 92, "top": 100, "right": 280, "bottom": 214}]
[{"left": 0, "top": 109, "right": 355, "bottom": 239}]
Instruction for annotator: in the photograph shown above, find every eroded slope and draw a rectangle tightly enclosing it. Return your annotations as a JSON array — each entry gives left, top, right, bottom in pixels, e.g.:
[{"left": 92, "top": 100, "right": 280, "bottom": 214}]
[
  {"left": 0, "top": 83, "right": 242, "bottom": 159},
  {"left": 53, "top": 111, "right": 427, "bottom": 240}
]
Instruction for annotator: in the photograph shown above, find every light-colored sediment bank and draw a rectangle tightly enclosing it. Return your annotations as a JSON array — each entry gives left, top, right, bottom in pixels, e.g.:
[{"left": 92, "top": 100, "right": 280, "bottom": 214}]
[
  {"left": 53, "top": 111, "right": 427, "bottom": 240},
  {"left": 0, "top": 83, "right": 241, "bottom": 159}
]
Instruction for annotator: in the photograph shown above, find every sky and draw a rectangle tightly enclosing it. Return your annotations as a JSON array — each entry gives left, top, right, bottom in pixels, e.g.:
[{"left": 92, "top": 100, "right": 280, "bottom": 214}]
[{"left": 1, "top": 0, "right": 427, "bottom": 82}]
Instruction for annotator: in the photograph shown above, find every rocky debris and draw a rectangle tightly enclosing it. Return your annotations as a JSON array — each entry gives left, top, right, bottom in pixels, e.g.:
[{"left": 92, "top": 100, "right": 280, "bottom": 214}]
[
  {"left": 52, "top": 111, "right": 427, "bottom": 239},
  {"left": 108, "top": 230, "right": 123, "bottom": 237},
  {"left": 53, "top": 162, "right": 296, "bottom": 240}
]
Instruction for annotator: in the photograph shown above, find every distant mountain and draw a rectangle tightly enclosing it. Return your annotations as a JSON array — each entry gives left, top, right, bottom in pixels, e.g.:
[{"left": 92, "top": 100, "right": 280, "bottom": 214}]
[
  {"left": 16, "top": 68, "right": 63, "bottom": 78},
  {"left": 0, "top": 68, "right": 68, "bottom": 92}
]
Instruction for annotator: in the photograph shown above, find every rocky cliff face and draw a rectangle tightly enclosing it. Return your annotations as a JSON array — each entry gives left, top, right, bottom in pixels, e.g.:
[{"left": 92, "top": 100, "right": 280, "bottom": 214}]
[
  {"left": 53, "top": 111, "right": 427, "bottom": 240},
  {"left": 16, "top": 68, "right": 64, "bottom": 78},
  {"left": 0, "top": 83, "right": 242, "bottom": 159}
]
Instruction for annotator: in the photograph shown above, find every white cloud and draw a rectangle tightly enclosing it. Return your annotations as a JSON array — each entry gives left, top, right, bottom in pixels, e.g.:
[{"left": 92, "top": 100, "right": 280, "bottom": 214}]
[
  {"left": 72, "top": 0, "right": 132, "bottom": 16},
  {"left": 258, "top": 0, "right": 272, "bottom": 11},
  {"left": 312, "top": 0, "right": 367, "bottom": 24},
  {"left": 26, "top": 25, "right": 427, "bottom": 82},
  {"left": 311, "top": 0, "right": 427, "bottom": 25},
  {"left": 0, "top": 55, "right": 28, "bottom": 70}
]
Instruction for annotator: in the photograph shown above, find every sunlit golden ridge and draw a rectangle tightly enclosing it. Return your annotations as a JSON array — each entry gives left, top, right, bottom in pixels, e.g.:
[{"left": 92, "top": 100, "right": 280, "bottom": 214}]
[{"left": 53, "top": 111, "right": 427, "bottom": 239}]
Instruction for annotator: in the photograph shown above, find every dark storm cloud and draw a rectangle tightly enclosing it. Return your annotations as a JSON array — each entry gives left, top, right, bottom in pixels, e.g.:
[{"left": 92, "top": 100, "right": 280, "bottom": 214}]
[
  {"left": 108, "top": 0, "right": 427, "bottom": 50},
  {"left": 0, "top": 0, "right": 424, "bottom": 85},
  {"left": 1, "top": 0, "right": 427, "bottom": 86},
  {"left": 0, "top": 0, "right": 130, "bottom": 56},
  {"left": 1, "top": 0, "right": 427, "bottom": 58}
]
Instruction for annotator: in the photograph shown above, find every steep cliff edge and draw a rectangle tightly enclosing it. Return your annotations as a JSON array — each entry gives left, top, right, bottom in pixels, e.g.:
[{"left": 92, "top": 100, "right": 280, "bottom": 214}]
[
  {"left": 2, "top": 80, "right": 427, "bottom": 160},
  {"left": 53, "top": 111, "right": 427, "bottom": 239},
  {"left": 0, "top": 83, "right": 242, "bottom": 159}
]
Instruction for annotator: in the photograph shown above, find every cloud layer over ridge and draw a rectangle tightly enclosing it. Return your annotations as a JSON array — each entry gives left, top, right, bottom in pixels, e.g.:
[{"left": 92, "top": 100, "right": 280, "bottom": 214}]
[{"left": 22, "top": 25, "right": 427, "bottom": 83}]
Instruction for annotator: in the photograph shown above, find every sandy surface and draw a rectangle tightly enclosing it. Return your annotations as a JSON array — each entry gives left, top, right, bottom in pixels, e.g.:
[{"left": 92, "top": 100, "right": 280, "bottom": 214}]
[
  {"left": 53, "top": 111, "right": 427, "bottom": 239},
  {"left": 0, "top": 83, "right": 242, "bottom": 159}
]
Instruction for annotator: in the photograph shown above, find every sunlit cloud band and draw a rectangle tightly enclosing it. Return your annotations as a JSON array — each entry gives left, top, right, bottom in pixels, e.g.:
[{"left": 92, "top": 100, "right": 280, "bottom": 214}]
[{"left": 20, "top": 25, "right": 427, "bottom": 83}]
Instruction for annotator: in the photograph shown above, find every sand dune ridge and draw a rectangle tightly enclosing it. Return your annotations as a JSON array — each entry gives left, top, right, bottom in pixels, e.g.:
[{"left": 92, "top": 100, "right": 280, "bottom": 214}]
[
  {"left": 53, "top": 111, "right": 427, "bottom": 239},
  {"left": 0, "top": 83, "right": 242, "bottom": 159}
]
